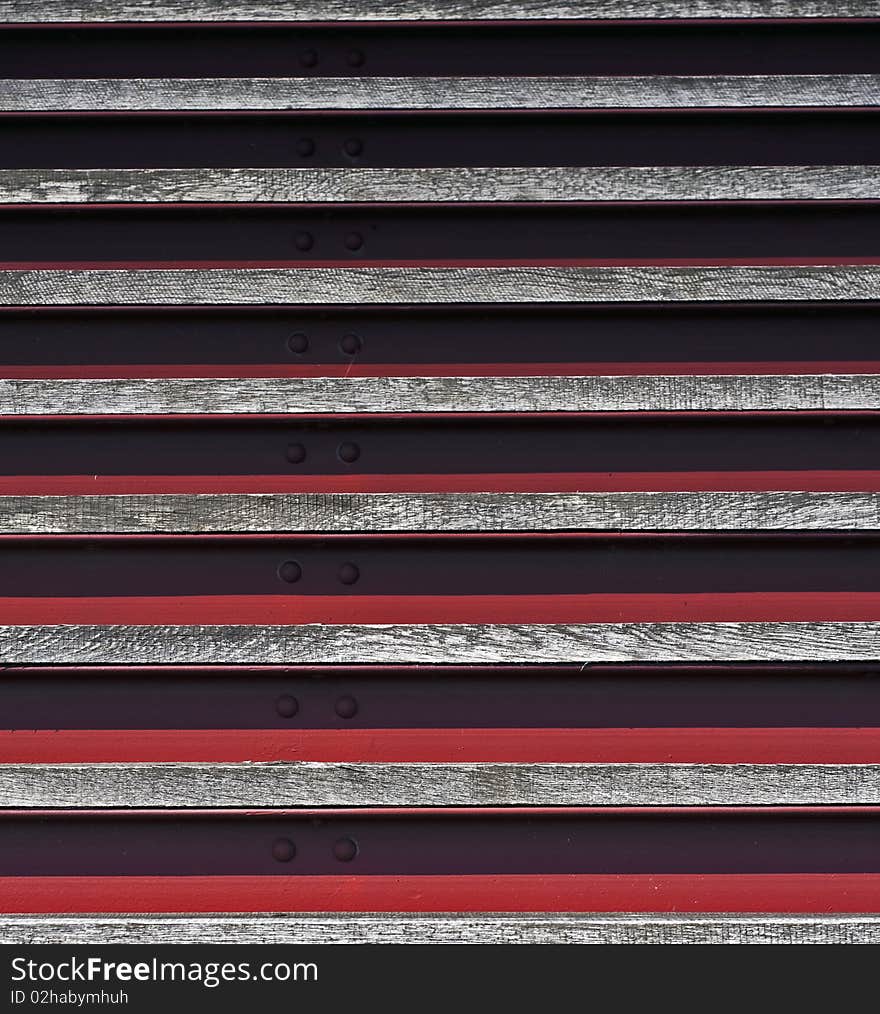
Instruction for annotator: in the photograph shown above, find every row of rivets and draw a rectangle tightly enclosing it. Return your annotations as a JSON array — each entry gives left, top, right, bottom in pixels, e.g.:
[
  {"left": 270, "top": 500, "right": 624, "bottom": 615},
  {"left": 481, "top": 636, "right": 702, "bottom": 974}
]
[
  {"left": 275, "top": 694, "right": 359, "bottom": 719},
  {"left": 285, "top": 441, "right": 361, "bottom": 464},
  {"left": 292, "top": 231, "right": 364, "bottom": 251},
  {"left": 295, "top": 138, "right": 364, "bottom": 157},
  {"left": 287, "top": 333, "right": 363, "bottom": 356},
  {"left": 271, "top": 836, "right": 359, "bottom": 862},
  {"left": 277, "top": 561, "right": 360, "bottom": 584},
  {"left": 299, "top": 49, "right": 365, "bottom": 69}
]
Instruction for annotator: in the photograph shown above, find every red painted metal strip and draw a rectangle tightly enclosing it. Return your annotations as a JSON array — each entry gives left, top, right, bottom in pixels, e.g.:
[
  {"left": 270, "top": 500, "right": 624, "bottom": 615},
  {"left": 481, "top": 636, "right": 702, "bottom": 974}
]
[
  {"left": 4, "top": 728, "right": 879, "bottom": 764},
  {"left": 5, "top": 874, "right": 880, "bottom": 913},
  {"left": 1, "top": 591, "right": 880, "bottom": 624},
  {"left": 1, "top": 257, "right": 879, "bottom": 269},
  {"left": 1, "top": 361, "right": 878, "bottom": 379},
  {"left": 0, "top": 472, "right": 878, "bottom": 494}
]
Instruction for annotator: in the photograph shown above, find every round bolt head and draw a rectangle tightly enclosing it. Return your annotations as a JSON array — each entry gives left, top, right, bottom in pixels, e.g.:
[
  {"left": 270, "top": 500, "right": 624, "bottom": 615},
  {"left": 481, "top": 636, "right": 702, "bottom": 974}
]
[
  {"left": 343, "top": 137, "right": 363, "bottom": 157},
  {"left": 296, "top": 137, "right": 315, "bottom": 157},
  {"left": 272, "top": 837, "right": 297, "bottom": 862},
  {"left": 276, "top": 694, "right": 299, "bottom": 718},
  {"left": 346, "top": 49, "right": 366, "bottom": 67},
  {"left": 339, "top": 333, "right": 363, "bottom": 356},
  {"left": 335, "top": 694, "right": 359, "bottom": 719},
  {"left": 337, "top": 441, "right": 361, "bottom": 463},
  {"left": 278, "top": 560, "right": 303, "bottom": 584},
  {"left": 300, "top": 49, "right": 318, "bottom": 68},
  {"left": 344, "top": 232, "right": 364, "bottom": 252},
  {"left": 286, "top": 442, "right": 307, "bottom": 464},
  {"left": 288, "top": 332, "right": 309, "bottom": 354},
  {"left": 294, "top": 231, "right": 314, "bottom": 252},
  {"left": 333, "top": 836, "right": 358, "bottom": 862},
  {"left": 338, "top": 563, "right": 360, "bottom": 586}
]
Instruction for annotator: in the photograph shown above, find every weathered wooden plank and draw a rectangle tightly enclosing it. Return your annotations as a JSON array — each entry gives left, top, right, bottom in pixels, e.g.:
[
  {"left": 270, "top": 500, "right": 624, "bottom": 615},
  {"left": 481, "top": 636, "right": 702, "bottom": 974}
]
[
  {"left": 1, "top": 1, "right": 876, "bottom": 22},
  {"left": 3, "top": 913, "right": 879, "bottom": 946},
  {"left": 2, "top": 491, "right": 877, "bottom": 533},
  {"left": 1, "top": 265, "right": 876, "bottom": 305},
  {"left": 1, "top": 374, "right": 877, "bottom": 415},
  {"left": 3, "top": 166, "right": 878, "bottom": 203},
  {"left": 2, "top": 75, "right": 876, "bottom": 111},
  {"left": 0, "top": 622, "right": 876, "bottom": 664},
  {"left": 3, "top": 762, "right": 880, "bottom": 806}
]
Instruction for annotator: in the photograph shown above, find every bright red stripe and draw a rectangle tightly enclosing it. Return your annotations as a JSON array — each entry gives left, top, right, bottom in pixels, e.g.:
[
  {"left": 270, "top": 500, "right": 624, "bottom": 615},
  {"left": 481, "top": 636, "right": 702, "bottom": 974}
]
[
  {"left": 5, "top": 874, "right": 880, "bottom": 913},
  {"left": 1, "top": 592, "right": 879, "bottom": 625},
  {"left": 1, "top": 361, "right": 878, "bottom": 379},
  {"left": 0, "top": 471, "right": 878, "bottom": 494},
  {"left": 3, "top": 728, "right": 879, "bottom": 764}
]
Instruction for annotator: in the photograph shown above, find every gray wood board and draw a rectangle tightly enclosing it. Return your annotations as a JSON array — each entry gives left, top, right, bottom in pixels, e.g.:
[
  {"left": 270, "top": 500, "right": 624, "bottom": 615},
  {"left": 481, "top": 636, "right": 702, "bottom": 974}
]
[
  {"left": 0, "top": 622, "right": 877, "bottom": 663},
  {"left": 3, "top": 913, "right": 880, "bottom": 945},
  {"left": 1, "top": 374, "right": 877, "bottom": 414},
  {"left": 1, "top": 265, "right": 877, "bottom": 304},
  {"left": 3, "top": 491, "right": 878, "bottom": 533},
  {"left": 1, "top": 1, "right": 877, "bottom": 22},
  {"left": 4, "top": 762, "right": 880, "bottom": 807},
  {"left": 2, "top": 75, "right": 877, "bottom": 110},
  {"left": 3, "top": 166, "right": 879, "bottom": 203}
]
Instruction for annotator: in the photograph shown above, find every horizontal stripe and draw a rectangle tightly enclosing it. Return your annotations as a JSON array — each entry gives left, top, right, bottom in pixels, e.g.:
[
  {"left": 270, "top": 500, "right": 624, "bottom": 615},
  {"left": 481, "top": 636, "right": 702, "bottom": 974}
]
[
  {"left": 1, "top": 1, "right": 876, "bottom": 22},
  {"left": 0, "top": 374, "right": 875, "bottom": 413},
  {"left": 1, "top": 265, "right": 875, "bottom": 304},
  {"left": 5, "top": 728, "right": 880, "bottom": 764},
  {"left": 0, "top": 621, "right": 876, "bottom": 663},
  {"left": 4, "top": 593, "right": 880, "bottom": 625},
  {"left": 3, "top": 762, "right": 880, "bottom": 806},
  {"left": 3, "top": 910, "right": 880, "bottom": 945},
  {"left": 3, "top": 167, "right": 879, "bottom": 203},
  {"left": 2, "top": 491, "right": 877, "bottom": 532},
  {"left": 6, "top": 363, "right": 880, "bottom": 380},
  {"left": 2, "top": 75, "right": 877, "bottom": 111},
  {"left": 1, "top": 472, "right": 879, "bottom": 495}
]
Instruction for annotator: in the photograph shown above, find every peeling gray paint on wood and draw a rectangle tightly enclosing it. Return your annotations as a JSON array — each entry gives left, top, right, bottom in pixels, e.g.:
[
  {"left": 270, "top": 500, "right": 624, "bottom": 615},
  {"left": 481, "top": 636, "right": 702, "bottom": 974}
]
[
  {"left": 4, "top": 166, "right": 879, "bottom": 203},
  {"left": 2, "top": 75, "right": 877, "bottom": 111},
  {"left": 1, "top": 1, "right": 877, "bottom": 22},
  {"left": 4, "top": 913, "right": 880, "bottom": 945},
  {"left": 2, "top": 491, "right": 878, "bottom": 533},
  {"left": 1, "top": 374, "right": 877, "bottom": 415},
  {"left": 0, "top": 622, "right": 877, "bottom": 664},
  {"left": 1, "top": 265, "right": 876, "bottom": 305},
  {"left": 3, "top": 762, "right": 880, "bottom": 807}
]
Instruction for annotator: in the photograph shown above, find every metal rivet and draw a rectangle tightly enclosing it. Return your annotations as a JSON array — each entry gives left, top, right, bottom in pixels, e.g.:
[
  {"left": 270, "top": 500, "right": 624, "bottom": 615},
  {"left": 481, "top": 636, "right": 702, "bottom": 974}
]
[
  {"left": 333, "top": 836, "right": 358, "bottom": 861},
  {"left": 294, "top": 231, "right": 314, "bottom": 252},
  {"left": 278, "top": 560, "right": 303, "bottom": 583},
  {"left": 338, "top": 562, "right": 360, "bottom": 586},
  {"left": 286, "top": 442, "right": 307, "bottom": 464},
  {"left": 343, "top": 138, "right": 363, "bottom": 157},
  {"left": 296, "top": 137, "right": 315, "bottom": 157},
  {"left": 276, "top": 694, "right": 299, "bottom": 718},
  {"left": 339, "top": 333, "right": 363, "bottom": 356},
  {"left": 346, "top": 49, "right": 366, "bottom": 68},
  {"left": 344, "top": 232, "right": 364, "bottom": 252},
  {"left": 288, "top": 332, "right": 309, "bottom": 354},
  {"left": 300, "top": 49, "right": 318, "bottom": 68},
  {"left": 335, "top": 694, "right": 358, "bottom": 718},
  {"left": 337, "top": 441, "right": 360, "bottom": 463},
  {"left": 272, "top": 838, "right": 297, "bottom": 862}
]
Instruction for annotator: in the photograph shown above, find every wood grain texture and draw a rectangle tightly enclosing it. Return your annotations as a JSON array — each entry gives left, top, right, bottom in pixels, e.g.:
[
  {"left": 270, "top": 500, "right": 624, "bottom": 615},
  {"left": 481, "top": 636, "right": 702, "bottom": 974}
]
[
  {"left": 3, "top": 75, "right": 876, "bottom": 111},
  {"left": 3, "top": 913, "right": 880, "bottom": 945},
  {"left": 2, "top": 374, "right": 878, "bottom": 415},
  {"left": 3, "top": 491, "right": 878, "bottom": 533},
  {"left": 1, "top": 1, "right": 876, "bottom": 22},
  {"left": 0, "top": 622, "right": 877, "bottom": 664},
  {"left": 2, "top": 266, "right": 876, "bottom": 305},
  {"left": 3, "top": 166, "right": 878, "bottom": 203},
  {"left": 3, "top": 762, "right": 880, "bottom": 806}
]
